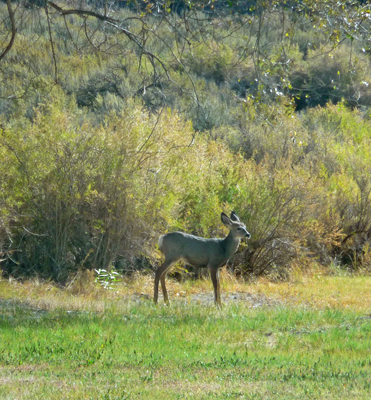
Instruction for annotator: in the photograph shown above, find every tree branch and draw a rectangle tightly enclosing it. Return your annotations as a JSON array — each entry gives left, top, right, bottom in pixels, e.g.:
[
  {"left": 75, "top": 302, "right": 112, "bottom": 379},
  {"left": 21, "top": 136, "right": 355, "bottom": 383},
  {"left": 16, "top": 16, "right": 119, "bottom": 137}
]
[
  {"left": 45, "top": 4, "right": 58, "bottom": 84},
  {"left": 47, "top": 1, "right": 168, "bottom": 77},
  {"left": 47, "top": 1, "right": 110, "bottom": 21},
  {"left": 0, "top": 0, "right": 17, "bottom": 62}
]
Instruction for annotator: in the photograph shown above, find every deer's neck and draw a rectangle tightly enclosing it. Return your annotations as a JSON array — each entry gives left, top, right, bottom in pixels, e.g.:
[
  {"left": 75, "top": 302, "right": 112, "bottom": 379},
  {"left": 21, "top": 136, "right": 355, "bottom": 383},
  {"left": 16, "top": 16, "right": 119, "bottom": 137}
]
[{"left": 223, "top": 231, "right": 240, "bottom": 258}]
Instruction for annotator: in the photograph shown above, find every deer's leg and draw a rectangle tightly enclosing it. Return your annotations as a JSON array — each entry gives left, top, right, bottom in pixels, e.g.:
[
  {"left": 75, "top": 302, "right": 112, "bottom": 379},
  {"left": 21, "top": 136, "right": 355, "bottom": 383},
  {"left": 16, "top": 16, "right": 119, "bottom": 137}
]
[
  {"left": 154, "top": 259, "right": 176, "bottom": 304},
  {"left": 209, "top": 266, "right": 221, "bottom": 306},
  {"left": 160, "top": 270, "right": 170, "bottom": 304}
]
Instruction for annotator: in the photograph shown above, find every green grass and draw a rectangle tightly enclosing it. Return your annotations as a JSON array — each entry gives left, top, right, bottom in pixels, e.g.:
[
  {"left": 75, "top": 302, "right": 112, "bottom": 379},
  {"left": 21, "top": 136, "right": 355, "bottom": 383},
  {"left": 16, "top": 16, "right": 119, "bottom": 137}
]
[{"left": 1, "top": 294, "right": 371, "bottom": 399}]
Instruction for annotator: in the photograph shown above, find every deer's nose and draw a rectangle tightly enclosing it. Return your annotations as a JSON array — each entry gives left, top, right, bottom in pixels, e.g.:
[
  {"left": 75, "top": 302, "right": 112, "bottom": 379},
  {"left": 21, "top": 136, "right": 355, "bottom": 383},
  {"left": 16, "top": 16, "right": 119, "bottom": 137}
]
[{"left": 245, "top": 231, "right": 251, "bottom": 239}]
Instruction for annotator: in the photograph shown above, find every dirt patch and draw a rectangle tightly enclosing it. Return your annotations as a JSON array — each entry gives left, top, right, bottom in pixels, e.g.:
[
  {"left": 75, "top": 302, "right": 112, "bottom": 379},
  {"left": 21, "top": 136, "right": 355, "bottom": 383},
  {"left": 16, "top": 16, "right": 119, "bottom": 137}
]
[
  {"left": 0, "top": 290, "right": 281, "bottom": 314},
  {"left": 128, "top": 291, "right": 282, "bottom": 307},
  {"left": 191, "top": 291, "right": 281, "bottom": 307},
  {"left": 0, "top": 299, "right": 48, "bottom": 318}
]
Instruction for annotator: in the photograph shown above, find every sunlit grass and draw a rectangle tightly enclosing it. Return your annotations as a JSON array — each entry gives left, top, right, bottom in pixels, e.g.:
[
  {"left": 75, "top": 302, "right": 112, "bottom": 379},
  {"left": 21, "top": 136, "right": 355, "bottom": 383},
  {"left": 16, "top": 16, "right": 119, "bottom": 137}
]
[
  {"left": 1, "top": 271, "right": 371, "bottom": 399},
  {"left": 1, "top": 268, "right": 370, "bottom": 313},
  {"left": 251, "top": 268, "right": 371, "bottom": 313}
]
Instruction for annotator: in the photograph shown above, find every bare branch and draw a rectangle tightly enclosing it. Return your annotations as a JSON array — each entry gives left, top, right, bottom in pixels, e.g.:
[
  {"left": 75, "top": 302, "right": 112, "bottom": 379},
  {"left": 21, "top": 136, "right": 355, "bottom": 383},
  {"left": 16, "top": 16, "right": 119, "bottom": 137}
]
[
  {"left": 47, "top": 1, "right": 112, "bottom": 22},
  {"left": 45, "top": 4, "right": 58, "bottom": 84},
  {"left": 0, "top": 0, "right": 17, "bottom": 62}
]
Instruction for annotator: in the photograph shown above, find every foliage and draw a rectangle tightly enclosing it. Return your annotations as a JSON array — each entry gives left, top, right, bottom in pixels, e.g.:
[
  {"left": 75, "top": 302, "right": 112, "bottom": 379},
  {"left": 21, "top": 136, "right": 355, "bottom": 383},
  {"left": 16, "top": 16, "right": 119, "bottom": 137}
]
[
  {"left": 1, "top": 1, "right": 371, "bottom": 121},
  {"left": 1, "top": 1, "right": 371, "bottom": 280},
  {"left": 2, "top": 86, "right": 371, "bottom": 279},
  {"left": 0, "top": 90, "right": 201, "bottom": 280},
  {"left": 290, "top": 45, "right": 371, "bottom": 109},
  {"left": 94, "top": 268, "right": 121, "bottom": 289}
]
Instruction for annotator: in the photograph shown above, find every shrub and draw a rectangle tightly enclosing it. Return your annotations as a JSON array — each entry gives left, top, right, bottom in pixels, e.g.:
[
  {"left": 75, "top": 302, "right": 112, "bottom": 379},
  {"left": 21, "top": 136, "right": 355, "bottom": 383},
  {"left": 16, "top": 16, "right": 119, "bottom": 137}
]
[
  {"left": 290, "top": 45, "right": 371, "bottom": 109},
  {"left": 182, "top": 41, "right": 237, "bottom": 84},
  {"left": 0, "top": 89, "right": 197, "bottom": 281},
  {"left": 301, "top": 104, "right": 371, "bottom": 270},
  {"left": 230, "top": 157, "right": 339, "bottom": 278}
]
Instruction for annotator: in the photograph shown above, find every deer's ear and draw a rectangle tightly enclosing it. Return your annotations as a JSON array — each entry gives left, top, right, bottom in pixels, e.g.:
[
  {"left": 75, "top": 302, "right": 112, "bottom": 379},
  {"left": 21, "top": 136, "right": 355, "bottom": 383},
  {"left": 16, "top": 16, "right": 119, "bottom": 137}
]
[
  {"left": 230, "top": 211, "right": 240, "bottom": 222},
  {"left": 221, "top": 212, "right": 232, "bottom": 226}
]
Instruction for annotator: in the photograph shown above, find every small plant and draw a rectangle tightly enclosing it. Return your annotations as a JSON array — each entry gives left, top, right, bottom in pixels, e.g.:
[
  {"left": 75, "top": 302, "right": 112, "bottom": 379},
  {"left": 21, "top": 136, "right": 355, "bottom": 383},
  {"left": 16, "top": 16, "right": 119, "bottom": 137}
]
[{"left": 94, "top": 268, "right": 121, "bottom": 289}]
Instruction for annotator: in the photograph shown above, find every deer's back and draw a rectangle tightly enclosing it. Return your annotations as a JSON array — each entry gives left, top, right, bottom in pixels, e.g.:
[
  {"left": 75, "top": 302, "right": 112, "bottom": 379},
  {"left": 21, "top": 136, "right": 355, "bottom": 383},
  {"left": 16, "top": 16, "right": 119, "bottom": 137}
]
[{"left": 159, "top": 231, "right": 227, "bottom": 268}]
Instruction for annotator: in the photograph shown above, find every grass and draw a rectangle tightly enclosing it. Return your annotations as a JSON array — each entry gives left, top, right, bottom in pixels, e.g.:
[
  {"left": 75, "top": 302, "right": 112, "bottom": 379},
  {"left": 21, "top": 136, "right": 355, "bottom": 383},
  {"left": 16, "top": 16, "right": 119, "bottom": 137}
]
[{"left": 0, "top": 270, "right": 371, "bottom": 399}]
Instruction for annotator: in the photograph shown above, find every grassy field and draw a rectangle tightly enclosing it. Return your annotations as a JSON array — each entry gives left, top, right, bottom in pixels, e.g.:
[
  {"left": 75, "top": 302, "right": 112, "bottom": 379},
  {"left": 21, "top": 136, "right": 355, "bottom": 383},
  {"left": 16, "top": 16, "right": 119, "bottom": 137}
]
[{"left": 0, "top": 271, "right": 371, "bottom": 399}]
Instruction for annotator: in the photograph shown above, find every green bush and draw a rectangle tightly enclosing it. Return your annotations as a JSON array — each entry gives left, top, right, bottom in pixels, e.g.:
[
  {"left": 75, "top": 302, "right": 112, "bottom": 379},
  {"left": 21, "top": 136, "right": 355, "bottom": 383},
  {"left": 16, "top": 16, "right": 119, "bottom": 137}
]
[
  {"left": 2, "top": 92, "right": 371, "bottom": 279},
  {"left": 182, "top": 41, "right": 237, "bottom": 84},
  {"left": 0, "top": 90, "right": 198, "bottom": 280},
  {"left": 301, "top": 104, "right": 371, "bottom": 269},
  {"left": 290, "top": 45, "right": 371, "bottom": 109}
]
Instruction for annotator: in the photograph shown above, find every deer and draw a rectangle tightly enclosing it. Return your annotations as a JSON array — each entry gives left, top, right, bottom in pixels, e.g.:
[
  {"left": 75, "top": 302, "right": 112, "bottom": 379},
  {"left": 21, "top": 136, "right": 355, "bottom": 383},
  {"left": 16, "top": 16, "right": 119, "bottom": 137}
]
[{"left": 154, "top": 211, "right": 250, "bottom": 306}]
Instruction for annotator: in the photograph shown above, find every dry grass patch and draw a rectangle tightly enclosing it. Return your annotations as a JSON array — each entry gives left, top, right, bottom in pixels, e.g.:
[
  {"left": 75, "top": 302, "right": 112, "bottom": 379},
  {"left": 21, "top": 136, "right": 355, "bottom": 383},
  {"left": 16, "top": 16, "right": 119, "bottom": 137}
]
[
  {"left": 1, "top": 268, "right": 371, "bottom": 313},
  {"left": 250, "top": 269, "right": 371, "bottom": 313}
]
